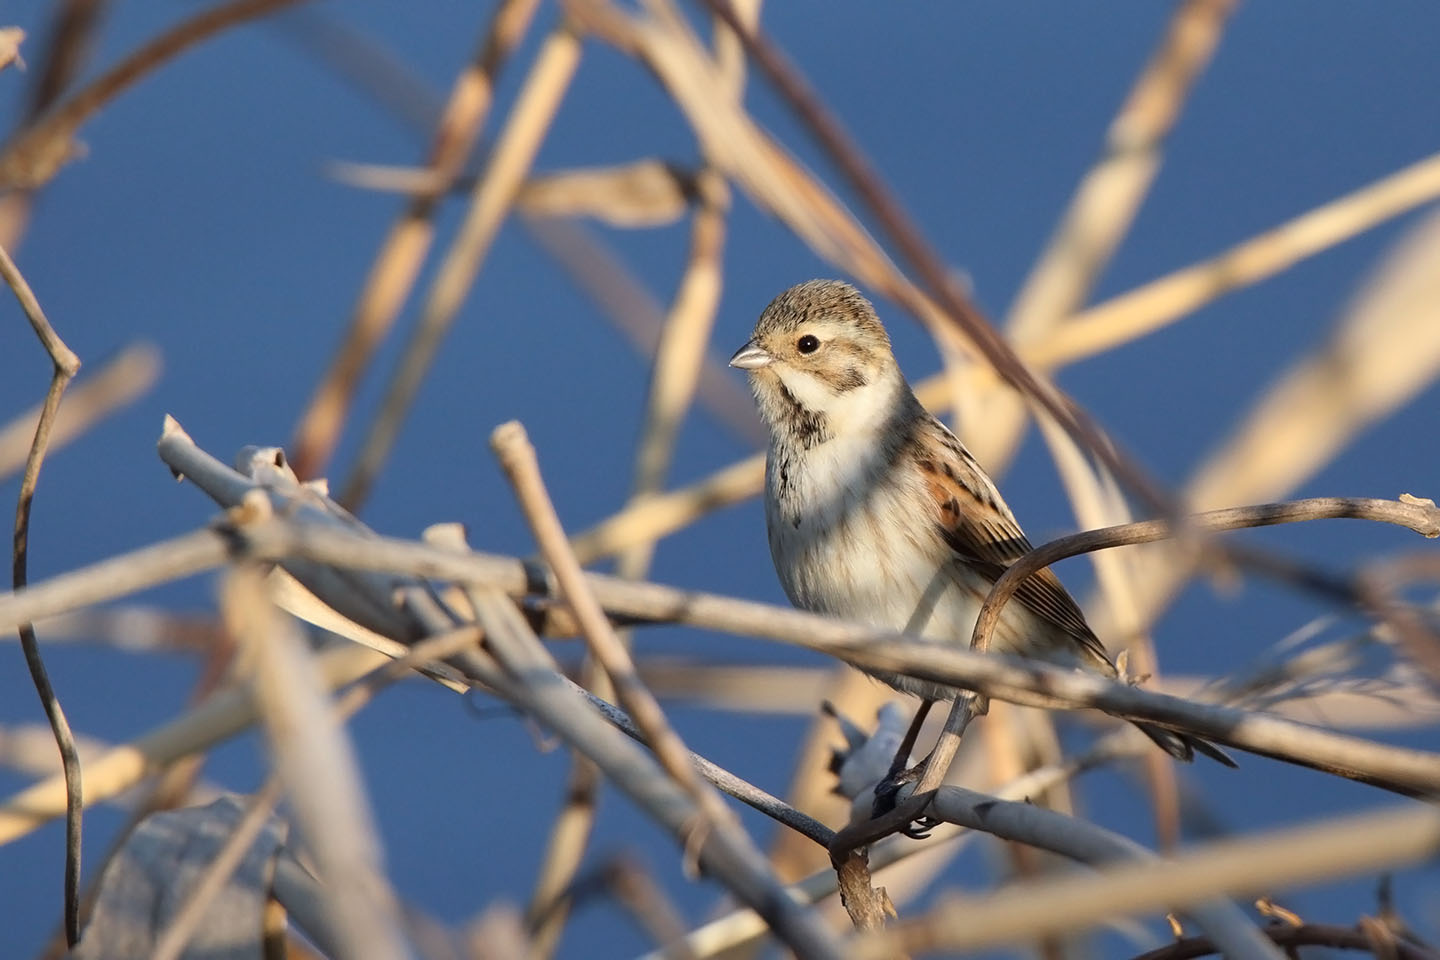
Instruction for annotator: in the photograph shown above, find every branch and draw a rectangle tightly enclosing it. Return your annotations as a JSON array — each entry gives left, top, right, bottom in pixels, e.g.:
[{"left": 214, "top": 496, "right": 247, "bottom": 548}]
[
  {"left": 4, "top": 510, "right": 1439, "bottom": 798},
  {"left": 852, "top": 800, "right": 1440, "bottom": 958},
  {"left": 3, "top": 240, "right": 83, "bottom": 945},
  {"left": 917, "top": 786, "right": 1282, "bottom": 960}
]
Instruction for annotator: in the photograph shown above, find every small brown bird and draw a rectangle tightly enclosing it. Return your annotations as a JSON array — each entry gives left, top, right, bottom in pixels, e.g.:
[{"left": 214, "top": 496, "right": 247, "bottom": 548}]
[{"left": 731, "top": 279, "right": 1233, "bottom": 767}]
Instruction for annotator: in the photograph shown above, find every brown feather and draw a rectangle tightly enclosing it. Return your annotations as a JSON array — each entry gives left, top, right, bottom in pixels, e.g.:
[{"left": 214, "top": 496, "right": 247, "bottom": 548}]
[{"left": 916, "top": 413, "right": 1113, "bottom": 670}]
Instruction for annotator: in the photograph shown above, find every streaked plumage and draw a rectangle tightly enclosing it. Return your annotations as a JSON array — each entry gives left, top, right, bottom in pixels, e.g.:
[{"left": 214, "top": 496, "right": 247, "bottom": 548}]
[{"left": 731, "top": 279, "right": 1232, "bottom": 766}]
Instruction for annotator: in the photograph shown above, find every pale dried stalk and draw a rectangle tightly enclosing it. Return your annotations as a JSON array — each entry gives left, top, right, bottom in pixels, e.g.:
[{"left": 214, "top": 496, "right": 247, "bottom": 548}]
[
  {"left": 289, "top": 0, "right": 541, "bottom": 480},
  {"left": 491, "top": 422, "right": 738, "bottom": 822},
  {"left": 520, "top": 159, "right": 695, "bottom": 226},
  {"left": 1009, "top": 0, "right": 1236, "bottom": 345},
  {"left": 528, "top": 166, "right": 731, "bottom": 957},
  {"left": 0, "top": 27, "right": 23, "bottom": 73},
  {"left": 1033, "top": 148, "right": 1440, "bottom": 371},
  {"left": 852, "top": 800, "right": 1440, "bottom": 958},
  {"left": 340, "top": 20, "right": 582, "bottom": 508},
  {"left": 568, "top": 452, "right": 764, "bottom": 564},
  {"left": 209, "top": 566, "right": 411, "bottom": 960}
]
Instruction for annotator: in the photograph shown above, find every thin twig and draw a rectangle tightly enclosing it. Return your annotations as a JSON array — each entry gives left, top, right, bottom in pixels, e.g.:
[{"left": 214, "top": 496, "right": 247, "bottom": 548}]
[
  {"left": 3, "top": 241, "right": 84, "bottom": 946},
  {"left": 1033, "top": 149, "right": 1440, "bottom": 371},
  {"left": 0, "top": 342, "right": 160, "bottom": 482},
  {"left": 972, "top": 497, "right": 1440, "bottom": 655},
  {"left": 288, "top": 0, "right": 542, "bottom": 480}
]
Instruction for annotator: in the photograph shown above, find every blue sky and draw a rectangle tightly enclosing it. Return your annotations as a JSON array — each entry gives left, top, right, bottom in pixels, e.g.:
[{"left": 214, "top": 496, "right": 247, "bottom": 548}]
[{"left": 1, "top": 2, "right": 1438, "bottom": 956}]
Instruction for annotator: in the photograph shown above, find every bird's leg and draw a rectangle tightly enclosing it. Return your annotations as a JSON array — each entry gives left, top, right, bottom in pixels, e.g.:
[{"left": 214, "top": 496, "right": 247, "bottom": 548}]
[
  {"left": 887, "top": 698, "right": 933, "bottom": 781},
  {"left": 870, "top": 699, "right": 933, "bottom": 820},
  {"left": 873, "top": 693, "right": 988, "bottom": 838}
]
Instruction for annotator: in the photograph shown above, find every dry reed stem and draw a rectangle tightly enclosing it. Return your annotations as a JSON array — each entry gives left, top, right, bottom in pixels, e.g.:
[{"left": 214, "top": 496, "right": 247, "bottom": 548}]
[
  {"left": 339, "top": 21, "right": 581, "bottom": 509},
  {"left": 526, "top": 163, "right": 732, "bottom": 956},
  {"left": 0, "top": 27, "right": 24, "bottom": 74},
  {"left": 1033, "top": 149, "right": 1440, "bottom": 371},
  {"left": 4, "top": 240, "right": 84, "bottom": 945},
  {"left": 22, "top": 1, "right": 101, "bottom": 127},
  {"left": 568, "top": 452, "right": 765, "bottom": 564},
  {"left": 1185, "top": 205, "right": 1440, "bottom": 513},
  {"left": 1009, "top": 0, "right": 1236, "bottom": 344},
  {"left": 491, "top": 422, "right": 740, "bottom": 824},
  {"left": 221, "top": 565, "right": 411, "bottom": 960},
  {"left": 520, "top": 158, "right": 697, "bottom": 226},
  {"left": 851, "top": 801, "right": 1440, "bottom": 958},
  {"left": 524, "top": 755, "right": 601, "bottom": 958},
  {"left": 289, "top": 0, "right": 541, "bottom": 480}
]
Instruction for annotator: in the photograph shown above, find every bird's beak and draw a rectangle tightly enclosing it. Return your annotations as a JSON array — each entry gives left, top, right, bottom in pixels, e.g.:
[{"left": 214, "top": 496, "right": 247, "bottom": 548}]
[{"left": 728, "top": 339, "right": 773, "bottom": 370}]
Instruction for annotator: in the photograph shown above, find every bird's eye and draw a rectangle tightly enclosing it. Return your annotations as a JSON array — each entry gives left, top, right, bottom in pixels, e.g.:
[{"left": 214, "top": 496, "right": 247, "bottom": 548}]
[{"left": 796, "top": 334, "right": 820, "bottom": 354}]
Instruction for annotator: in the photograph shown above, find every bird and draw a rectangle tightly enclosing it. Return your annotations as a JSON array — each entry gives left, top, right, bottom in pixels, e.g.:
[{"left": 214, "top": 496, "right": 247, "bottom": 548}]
[{"left": 729, "top": 279, "right": 1233, "bottom": 771}]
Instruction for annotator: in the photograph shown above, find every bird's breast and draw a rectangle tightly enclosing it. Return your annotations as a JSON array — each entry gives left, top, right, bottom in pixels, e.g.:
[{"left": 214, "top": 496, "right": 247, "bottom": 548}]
[{"left": 765, "top": 437, "right": 963, "bottom": 637}]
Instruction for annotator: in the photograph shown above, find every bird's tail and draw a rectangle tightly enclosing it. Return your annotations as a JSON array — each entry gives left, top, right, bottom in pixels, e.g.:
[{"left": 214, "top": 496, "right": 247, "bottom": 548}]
[{"left": 1134, "top": 721, "right": 1237, "bottom": 767}]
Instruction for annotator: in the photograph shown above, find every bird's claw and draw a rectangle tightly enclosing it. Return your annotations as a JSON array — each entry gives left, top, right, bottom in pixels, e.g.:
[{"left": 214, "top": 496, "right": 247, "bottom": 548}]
[{"left": 870, "top": 766, "right": 934, "bottom": 839}]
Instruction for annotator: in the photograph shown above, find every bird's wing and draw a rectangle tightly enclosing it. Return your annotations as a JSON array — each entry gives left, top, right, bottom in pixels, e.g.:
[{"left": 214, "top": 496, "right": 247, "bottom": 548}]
[{"left": 917, "top": 417, "right": 1112, "bottom": 667}]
